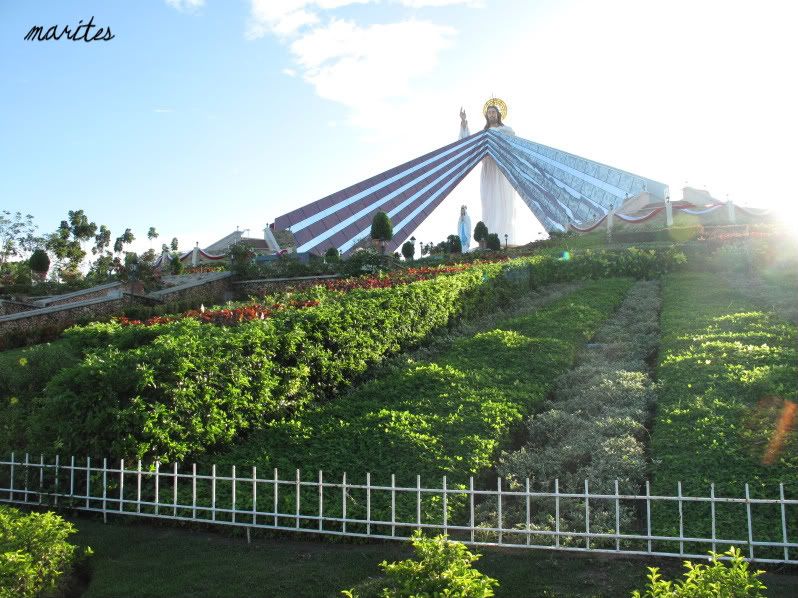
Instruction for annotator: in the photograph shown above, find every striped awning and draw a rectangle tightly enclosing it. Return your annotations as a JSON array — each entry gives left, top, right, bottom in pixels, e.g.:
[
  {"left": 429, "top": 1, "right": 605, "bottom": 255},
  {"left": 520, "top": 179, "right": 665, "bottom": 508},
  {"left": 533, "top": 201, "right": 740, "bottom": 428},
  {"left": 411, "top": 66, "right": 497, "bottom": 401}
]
[{"left": 273, "top": 129, "right": 666, "bottom": 255}]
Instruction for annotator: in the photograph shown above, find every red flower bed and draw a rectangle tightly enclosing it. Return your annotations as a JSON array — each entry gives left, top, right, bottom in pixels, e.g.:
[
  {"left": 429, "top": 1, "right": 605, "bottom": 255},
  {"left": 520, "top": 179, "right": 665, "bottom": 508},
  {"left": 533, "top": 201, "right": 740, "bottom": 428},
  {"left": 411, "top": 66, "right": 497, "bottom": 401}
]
[{"left": 117, "top": 300, "right": 319, "bottom": 327}]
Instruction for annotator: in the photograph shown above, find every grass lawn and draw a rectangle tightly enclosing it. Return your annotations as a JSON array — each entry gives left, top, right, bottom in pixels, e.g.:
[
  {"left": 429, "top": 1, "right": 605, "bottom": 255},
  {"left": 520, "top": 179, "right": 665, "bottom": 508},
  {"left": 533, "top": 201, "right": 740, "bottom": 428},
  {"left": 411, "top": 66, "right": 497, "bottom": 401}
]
[{"left": 67, "top": 514, "right": 798, "bottom": 598}]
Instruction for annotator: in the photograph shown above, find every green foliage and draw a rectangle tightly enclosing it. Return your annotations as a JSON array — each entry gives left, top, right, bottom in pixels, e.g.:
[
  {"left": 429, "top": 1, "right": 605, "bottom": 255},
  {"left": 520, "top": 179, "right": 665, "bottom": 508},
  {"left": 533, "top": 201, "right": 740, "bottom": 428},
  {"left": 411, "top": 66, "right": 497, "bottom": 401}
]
[
  {"left": 447, "top": 234, "right": 463, "bottom": 254},
  {"left": 0, "top": 211, "right": 39, "bottom": 270},
  {"left": 651, "top": 272, "right": 797, "bottom": 545},
  {"left": 631, "top": 547, "right": 766, "bottom": 597},
  {"left": 228, "top": 242, "right": 256, "bottom": 276},
  {"left": 214, "top": 280, "right": 632, "bottom": 522},
  {"left": 1, "top": 248, "right": 686, "bottom": 462},
  {"left": 473, "top": 222, "right": 488, "bottom": 243},
  {"left": 27, "top": 249, "right": 49, "bottom": 277},
  {"left": 170, "top": 253, "right": 184, "bottom": 275},
  {"left": 0, "top": 505, "right": 83, "bottom": 598},
  {"left": 493, "top": 281, "right": 660, "bottom": 542},
  {"left": 367, "top": 531, "right": 499, "bottom": 598},
  {"left": 326, "top": 247, "right": 341, "bottom": 262},
  {"left": 401, "top": 241, "right": 415, "bottom": 261},
  {"left": 486, "top": 233, "right": 501, "bottom": 251},
  {"left": 371, "top": 212, "right": 394, "bottom": 242}
]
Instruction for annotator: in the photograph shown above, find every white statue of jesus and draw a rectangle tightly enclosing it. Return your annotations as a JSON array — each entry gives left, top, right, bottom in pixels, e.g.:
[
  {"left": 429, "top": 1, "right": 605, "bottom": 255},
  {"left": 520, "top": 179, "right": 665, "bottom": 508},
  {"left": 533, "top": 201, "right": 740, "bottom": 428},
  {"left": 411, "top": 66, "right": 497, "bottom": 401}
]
[{"left": 459, "top": 98, "right": 519, "bottom": 245}]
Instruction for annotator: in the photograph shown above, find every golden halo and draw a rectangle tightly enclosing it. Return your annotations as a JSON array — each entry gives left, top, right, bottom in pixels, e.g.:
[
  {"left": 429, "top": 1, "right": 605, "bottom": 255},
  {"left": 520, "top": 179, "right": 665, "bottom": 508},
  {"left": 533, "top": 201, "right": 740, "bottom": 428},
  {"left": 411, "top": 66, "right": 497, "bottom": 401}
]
[{"left": 483, "top": 97, "right": 507, "bottom": 120}]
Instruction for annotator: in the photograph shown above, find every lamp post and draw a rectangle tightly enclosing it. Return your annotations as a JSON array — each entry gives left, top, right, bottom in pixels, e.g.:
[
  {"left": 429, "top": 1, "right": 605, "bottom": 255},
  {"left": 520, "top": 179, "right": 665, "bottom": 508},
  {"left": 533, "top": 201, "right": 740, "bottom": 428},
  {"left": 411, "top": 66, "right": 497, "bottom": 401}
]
[{"left": 504, "top": 233, "right": 508, "bottom": 250}]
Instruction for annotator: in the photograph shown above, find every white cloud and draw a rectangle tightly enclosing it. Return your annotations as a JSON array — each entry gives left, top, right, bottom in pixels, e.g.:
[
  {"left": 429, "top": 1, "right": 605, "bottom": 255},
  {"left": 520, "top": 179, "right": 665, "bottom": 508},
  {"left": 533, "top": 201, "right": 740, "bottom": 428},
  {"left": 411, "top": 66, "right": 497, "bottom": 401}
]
[
  {"left": 281, "top": 68, "right": 297, "bottom": 77},
  {"left": 399, "top": 0, "right": 483, "bottom": 6},
  {"left": 247, "top": 0, "right": 374, "bottom": 38},
  {"left": 165, "top": 0, "right": 205, "bottom": 12},
  {"left": 292, "top": 19, "right": 455, "bottom": 107}
]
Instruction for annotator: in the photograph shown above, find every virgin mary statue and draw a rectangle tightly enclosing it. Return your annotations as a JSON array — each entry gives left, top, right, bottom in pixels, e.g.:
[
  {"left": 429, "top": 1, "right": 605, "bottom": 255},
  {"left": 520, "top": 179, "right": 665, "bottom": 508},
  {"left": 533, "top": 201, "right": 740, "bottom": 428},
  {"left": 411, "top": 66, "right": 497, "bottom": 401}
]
[{"left": 459, "top": 98, "right": 519, "bottom": 245}]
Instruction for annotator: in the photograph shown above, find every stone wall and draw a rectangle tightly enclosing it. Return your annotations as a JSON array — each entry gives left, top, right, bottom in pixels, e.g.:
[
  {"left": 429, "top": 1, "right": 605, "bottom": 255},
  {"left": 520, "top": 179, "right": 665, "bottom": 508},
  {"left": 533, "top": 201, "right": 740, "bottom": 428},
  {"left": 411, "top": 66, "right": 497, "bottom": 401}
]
[
  {"left": 233, "top": 274, "right": 340, "bottom": 299},
  {"left": 0, "top": 295, "right": 127, "bottom": 341},
  {"left": 33, "top": 282, "right": 123, "bottom": 307},
  {"left": 0, "top": 299, "right": 40, "bottom": 316},
  {"left": 147, "top": 271, "right": 234, "bottom": 307}
]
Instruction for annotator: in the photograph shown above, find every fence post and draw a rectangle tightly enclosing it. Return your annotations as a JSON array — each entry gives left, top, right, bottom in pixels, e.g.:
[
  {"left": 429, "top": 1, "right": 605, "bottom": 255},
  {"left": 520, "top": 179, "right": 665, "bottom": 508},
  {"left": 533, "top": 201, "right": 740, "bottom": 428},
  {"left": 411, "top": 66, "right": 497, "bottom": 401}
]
[
  {"left": 54, "top": 455, "right": 60, "bottom": 507},
  {"left": 677, "top": 481, "right": 683, "bottom": 556},
  {"left": 173, "top": 462, "right": 178, "bottom": 518},
  {"left": 211, "top": 464, "right": 216, "bottom": 522},
  {"left": 24, "top": 453, "right": 29, "bottom": 504},
  {"left": 119, "top": 459, "right": 125, "bottom": 513},
  {"left": 295, "top": 469, "right": 301, "bottom": 529},
  {"left": 710, "top": 483, "right": 716, "bottom": 555},
  {"left": 416, "top": 475, "right": 421, "bottom": 532},
  {"left": 469, "top": 477, "right": 475, "bottom": 544},
  {"left": 555, "top": 479, "right": 560, "bottom": 548},
  {"left": 390, "top": 473, "right": 396, "bottom": 538},
  {"left": 614, "top": 479, "right": 620, "bottom": 551},
  {"left": 85, "top": 457, "right": 90, "bottom": 510},
  {"left": 155, "top": 461, "right": 160, "bottom": 516},
  {"left": 646, "top": 480, "right": 652, "bottom": 554},
  {"left": 780, "top": 484, "right": 788, "bottom": 562},
  {"left": 232, "top": 465, "right": 237, "bottom": 524},
  {"left": 584, "top": 479, "right": 590, "bottom": 550},
  {"left": 318, "top": 470, "right": 323, "bottom": 532},
  {"left": 497, "top": 477, "right": 503, "bottom": 545},
  {"left": 38, "top": 454, "right": 44, "bottom": 505},
  {"left": 745, "top": 483, "right": 754, "bottom": 560},
  {"left": 442, "top": 476, "right": 449, "bottom": 534},
  {"left": 274, "top": 468, "right": 279, "bottom": 528},
  {"left": 70, "top": 456, "right": 76, "bottom": 502},
  {"left": 366, "top": 472, "right": 372, "bottom": 536},
  {"left": 192, "top": 463, "right": 197, "bottom": 520},
  {"left": 9, "top": 452, "right": 15, "bottom": 502},
  {"left": 253, "top": 466, "right": 258, "bottom": 526},
  {"left": 525, "top": 478, "right": 530, "bottom": 546},
  {"left": 342, "top": 471, "right": 347, "bottom": 534},
  {"left": 102, "top": 457, "right": 107, "bottom": 523},
  {"left": 136, "top": 460, "right": 142, "bottom": 514}
]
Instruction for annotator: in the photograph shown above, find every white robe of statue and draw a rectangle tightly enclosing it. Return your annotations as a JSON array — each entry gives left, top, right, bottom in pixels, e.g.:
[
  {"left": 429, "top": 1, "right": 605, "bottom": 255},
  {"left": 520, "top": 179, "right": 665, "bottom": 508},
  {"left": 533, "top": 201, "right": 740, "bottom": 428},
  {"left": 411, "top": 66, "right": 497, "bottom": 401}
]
[{"left": 459, "top": 120, "right": 519, "bottom": 245}]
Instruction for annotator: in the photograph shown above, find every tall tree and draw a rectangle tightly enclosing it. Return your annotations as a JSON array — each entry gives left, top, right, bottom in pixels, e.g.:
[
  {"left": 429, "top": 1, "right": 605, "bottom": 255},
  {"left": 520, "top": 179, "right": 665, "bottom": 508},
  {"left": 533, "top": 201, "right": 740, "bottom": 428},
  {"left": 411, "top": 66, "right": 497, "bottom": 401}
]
[{"left": 0, "top": 210, "right": 39, "bottom": 268}]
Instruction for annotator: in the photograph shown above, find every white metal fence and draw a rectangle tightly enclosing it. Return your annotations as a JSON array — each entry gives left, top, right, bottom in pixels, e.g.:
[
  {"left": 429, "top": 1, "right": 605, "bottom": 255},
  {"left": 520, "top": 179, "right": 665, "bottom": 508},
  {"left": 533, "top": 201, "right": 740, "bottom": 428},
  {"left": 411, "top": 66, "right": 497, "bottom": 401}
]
[{"left": 1, "top": 453, "right": 795, "bottom": 565}]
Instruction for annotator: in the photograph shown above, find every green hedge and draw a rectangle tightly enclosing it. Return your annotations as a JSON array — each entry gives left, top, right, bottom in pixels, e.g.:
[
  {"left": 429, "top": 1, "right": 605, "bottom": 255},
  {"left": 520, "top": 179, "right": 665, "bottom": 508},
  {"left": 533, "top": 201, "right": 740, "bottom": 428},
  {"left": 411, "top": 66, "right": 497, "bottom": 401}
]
[
  {"left": 650, "top": 272, "right": 797, "bottom": 552},
  {"left": 211, "top": 280, "right": 633, "bottom": 523},
  {"left": 1, "top": 248, "right": 685, "bottom": 463}
]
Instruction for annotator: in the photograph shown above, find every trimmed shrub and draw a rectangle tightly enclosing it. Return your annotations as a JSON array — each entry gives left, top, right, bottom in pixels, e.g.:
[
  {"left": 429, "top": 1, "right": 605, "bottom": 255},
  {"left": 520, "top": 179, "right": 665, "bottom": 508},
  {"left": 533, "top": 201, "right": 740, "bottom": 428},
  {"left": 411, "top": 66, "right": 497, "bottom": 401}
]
[
  {"left": 28, "top": 250, "right": 50, "bottom": 279},
  {"left": 0, "top": 506, "right": 84, "bottom": 598},
  {"left": 400, "top": 241, "right": 414, "bottom": 261},
  {"left": 631, "top": 547, "right": 766, "bottom": 597},
  {"left": 343, "top": 532, "right": 498, "bottom": 598},
  {"left": 473, "top": 221, "right": 488, "bottom": 243},
  {"left": 370, "top": 212, "right": 393, "bottom": 242},
  {"left": 486, "top": 233, "right": 501, "bottom": 251}
]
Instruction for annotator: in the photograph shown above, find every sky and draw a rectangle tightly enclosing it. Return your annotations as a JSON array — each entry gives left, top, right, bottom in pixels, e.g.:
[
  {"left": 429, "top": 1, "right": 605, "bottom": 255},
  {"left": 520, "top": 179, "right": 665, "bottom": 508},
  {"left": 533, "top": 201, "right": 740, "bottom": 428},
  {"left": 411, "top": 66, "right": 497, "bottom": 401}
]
[{"left": 1, "top": 0, "right": 797, "bottom": 255}]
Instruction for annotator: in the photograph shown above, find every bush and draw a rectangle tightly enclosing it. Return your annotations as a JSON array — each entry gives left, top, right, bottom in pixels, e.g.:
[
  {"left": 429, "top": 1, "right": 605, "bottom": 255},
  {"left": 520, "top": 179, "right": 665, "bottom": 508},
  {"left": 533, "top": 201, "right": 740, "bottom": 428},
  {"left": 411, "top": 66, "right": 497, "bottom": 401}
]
[
  {"left": 325, "top": 247, "right": 340, "bottom": 262},
  {"left": 343, "top": 531, "right": 499, "bottom": 598},
  {"left": 400, "top": 241, "right": 414, "bottom": 261},
  {"left": 28, "top": 250, "right": 49, "bottom": 279},
  {"left": 631, "top": 547, "right": 766, "bottom": 597},
  {"left": 486, "top": 233, "right": 501, "bottom": 251},
  {"left": 447, "top": 234, "right": 463, "bottom": 254},
  {"left": 0, "top": 506, "right": 84, "bottom": 598},
  {"left": 370, "top": 212, "right": 393, "bottom": 243},
  {"left": 473, "top": 221, "right": 488, "bottom": 243}
]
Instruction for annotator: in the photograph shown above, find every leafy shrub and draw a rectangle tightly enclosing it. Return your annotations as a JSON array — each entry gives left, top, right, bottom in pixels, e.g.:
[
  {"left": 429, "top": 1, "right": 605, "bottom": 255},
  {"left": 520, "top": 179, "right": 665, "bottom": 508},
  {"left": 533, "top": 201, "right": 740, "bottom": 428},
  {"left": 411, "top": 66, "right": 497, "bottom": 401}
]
[
  {"left": 486, "top": 233, "right": 501, "bottom": 251},
  {"left": 631, "top": 547, "right": 766, "bottom": 597},
  {"left": 447, "top": 234, "right": 463, "bottom": 254},
  {"left": 400, "top": 242, "right": 414, "bottom": 261},
  {"left": 343, "top": 531, "right": 498, "bottom": 598},
  {"left": 473, "top": 221, "right": 488, "bottom": 243},
  {"left": 0, "top": 506, "right": 84, "bottom": 598},
  {"left": 371, "top": 212, "right": 393, "bottom": 242},
  {"left": 28, "top": 250, "right": 49, "bottom": 279},
  {"left": 325, "top": 247, "right": 341, "bottom": 262}
]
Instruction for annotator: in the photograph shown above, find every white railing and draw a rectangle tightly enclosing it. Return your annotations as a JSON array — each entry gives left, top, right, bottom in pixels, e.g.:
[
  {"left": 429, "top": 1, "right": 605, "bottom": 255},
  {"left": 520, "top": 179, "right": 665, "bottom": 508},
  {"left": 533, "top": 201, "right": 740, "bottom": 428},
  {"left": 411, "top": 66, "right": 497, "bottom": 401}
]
[{"left": 1, "top": 453, "right": 795, "bottom": 564}]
